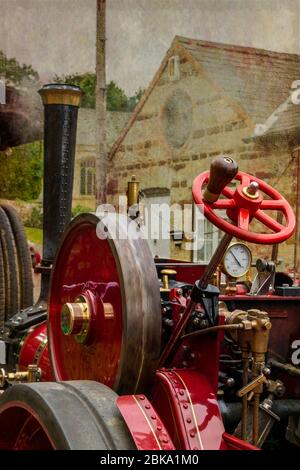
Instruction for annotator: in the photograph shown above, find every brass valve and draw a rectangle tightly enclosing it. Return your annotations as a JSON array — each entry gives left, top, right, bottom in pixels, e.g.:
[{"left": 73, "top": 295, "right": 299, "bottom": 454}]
[
  {"left": 160, "top": 269, "right": 177, "bottom": 291},
  {"left": 0, "top": 365, "right": 41, "bottom": 388},
  {"left": 225, "top": 308, "right": 272, "bottom": 357},
  {"left": 226, "top": 308, "right": 272, "bottom": 446}
]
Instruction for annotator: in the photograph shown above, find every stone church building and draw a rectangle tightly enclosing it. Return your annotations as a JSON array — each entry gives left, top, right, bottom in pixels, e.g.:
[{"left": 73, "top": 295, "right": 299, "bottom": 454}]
[
  {"left": 105, "top": 35, "right": 300, "bottom": 270},
  {"left": 72, "top": 108, "right": 130, "bottom": 208}
]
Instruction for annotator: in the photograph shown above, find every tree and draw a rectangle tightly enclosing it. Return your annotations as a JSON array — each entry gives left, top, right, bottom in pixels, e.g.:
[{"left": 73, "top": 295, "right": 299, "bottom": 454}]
[
  {"left": 0, "top": 142, "right": 43, "bottom": 200},
  {"left": 106, "top": 81, "right": 128, "bottom": 111},
  {"left": 0, "top": 50, "right": 39, "bottom": 85}
]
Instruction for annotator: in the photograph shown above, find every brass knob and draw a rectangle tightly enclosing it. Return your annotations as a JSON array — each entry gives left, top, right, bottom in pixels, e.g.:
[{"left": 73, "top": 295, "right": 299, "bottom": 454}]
[
  {"left": 61, "top": 296, "right": 91, "bottom": 343},
  {"left": 161, "top": 269, "right": 177, "bottom": 290}
]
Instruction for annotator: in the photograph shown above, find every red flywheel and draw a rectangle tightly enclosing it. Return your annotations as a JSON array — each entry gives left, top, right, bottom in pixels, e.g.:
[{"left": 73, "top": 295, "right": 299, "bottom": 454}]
[{"left": 48, "top": 213, "right": 161, "bottom": 394}]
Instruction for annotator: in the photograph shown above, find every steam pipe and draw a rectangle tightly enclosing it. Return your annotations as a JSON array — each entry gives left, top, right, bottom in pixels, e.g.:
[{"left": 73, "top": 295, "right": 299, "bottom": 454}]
[{"left": 38, "top": 84, "right": 82, "bottom": 300}]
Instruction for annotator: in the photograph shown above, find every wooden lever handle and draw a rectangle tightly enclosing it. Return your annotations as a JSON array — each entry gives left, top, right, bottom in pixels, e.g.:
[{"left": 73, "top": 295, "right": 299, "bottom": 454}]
[{"left": 203, "top": 155, "right": 238, "bottom": 203}]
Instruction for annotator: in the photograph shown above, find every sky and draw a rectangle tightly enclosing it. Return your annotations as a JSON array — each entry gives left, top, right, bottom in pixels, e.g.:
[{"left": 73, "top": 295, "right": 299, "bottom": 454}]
[{"left": 1, "top": 0, "right": 300, "bottom": 95}]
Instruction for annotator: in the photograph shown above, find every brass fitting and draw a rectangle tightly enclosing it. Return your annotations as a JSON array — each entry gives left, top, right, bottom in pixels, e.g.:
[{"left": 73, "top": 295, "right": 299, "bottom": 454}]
[
  {"left": 225, "top": 308, "right": 272, "bottom": 357},
  {"left": 61, "top": 295, "right": 91, "bottom": 343},
  {"left": 242, "top": 181, "right": 260, "bottom": 199},
  {"left": 160, "top": 269, "right": 177, "bottom": 291},
  {"left": 0, "top": 365, "right": 41, "bottom": 388},
  {"left": 247, "top": 309, "right": 272, "bottom": 361},
  {"left": 127, "top": 175, "right": 140, "bottom": 207},
  {"left": 227, "top": 308, "right": 272, "bottom": 446}
]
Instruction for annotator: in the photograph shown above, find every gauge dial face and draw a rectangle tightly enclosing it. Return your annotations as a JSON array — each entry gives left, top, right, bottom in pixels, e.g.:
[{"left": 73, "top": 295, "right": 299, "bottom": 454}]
[{"left": 223, "top": 243, "right": 252, "bottom": 278}]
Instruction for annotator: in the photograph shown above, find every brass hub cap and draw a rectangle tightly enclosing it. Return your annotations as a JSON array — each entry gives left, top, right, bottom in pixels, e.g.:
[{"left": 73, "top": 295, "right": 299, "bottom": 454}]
[{"left": 61, "top": 295, "right": 91, "bottom": 343}]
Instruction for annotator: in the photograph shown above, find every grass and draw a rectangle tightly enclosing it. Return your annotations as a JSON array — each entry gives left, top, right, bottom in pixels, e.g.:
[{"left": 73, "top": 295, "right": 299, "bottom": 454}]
[{"left": 25, "top": 227, "right": 43, "bottom": 247}]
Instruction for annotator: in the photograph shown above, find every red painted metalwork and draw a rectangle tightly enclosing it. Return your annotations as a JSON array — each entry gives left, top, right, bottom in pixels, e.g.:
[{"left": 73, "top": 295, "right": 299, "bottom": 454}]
[
  {"left": 155, "top": 260, "right": 206, "bottom": 285},
  {"left": 48, "top": 218, "right": 124, "bottom": 386},
  {"left": 151, "top": 369, "right": 256, "bottom": 450},
  {"left": 18, "top": 322, "right": 52, "bottom": 381},
  {"left": 0, "top": 402, "right": 54, "bottom": 449},
  {"left": 117, "top": 395, "right": 175, "bottom": 450},
  {"left": 192, "top": 170, "right": 295, "bottom": 244}
]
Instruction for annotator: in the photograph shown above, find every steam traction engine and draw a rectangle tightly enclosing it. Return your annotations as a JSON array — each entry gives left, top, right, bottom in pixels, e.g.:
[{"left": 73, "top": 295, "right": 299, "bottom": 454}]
[{"left": 0, "top": 85, "right": 299, "bottom": 450}]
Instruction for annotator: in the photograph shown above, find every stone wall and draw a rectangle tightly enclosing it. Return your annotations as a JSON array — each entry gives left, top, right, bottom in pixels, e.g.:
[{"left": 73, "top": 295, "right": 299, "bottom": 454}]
[{"left": 108, "top": 49, "right": 297, "bottom": 270}]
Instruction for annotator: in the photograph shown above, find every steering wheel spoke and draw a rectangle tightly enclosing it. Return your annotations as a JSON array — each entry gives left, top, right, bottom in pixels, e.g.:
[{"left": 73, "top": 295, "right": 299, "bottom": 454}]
[
  {"left": 260, "top": 199, "right": 285, "bottom": 210},
  {"left": 254, "top": 209, "right": 284, "bottom": 233},
  {"left": 212, "top": 198, "right": 235, "bottom": 210},
  {"left": 222, "top": 186, "right": 235, "bottom": 199},
  {"left": 238, "top": 208, "right": 250, "bottom": 230},
  {"left": 241, "top": 174, "right": 251, "bottom": 187}
]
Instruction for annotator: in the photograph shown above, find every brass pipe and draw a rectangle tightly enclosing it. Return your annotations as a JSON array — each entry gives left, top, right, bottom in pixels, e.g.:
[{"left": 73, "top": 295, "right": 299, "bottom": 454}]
[
  {"left": 181, "top": 323, "right": 244, "bottom": 340},
  {"left": 253, "top": 393, "right": 260, "bottom": 446},
  {"left": 293, "top": 147, "right": 300, "bottom": 284},
  {"left": 241, "top": 353, "right": 250, "bottom": 441}
]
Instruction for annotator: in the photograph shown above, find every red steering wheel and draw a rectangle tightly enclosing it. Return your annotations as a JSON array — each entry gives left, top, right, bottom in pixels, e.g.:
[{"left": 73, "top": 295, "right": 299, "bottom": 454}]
[{"left": 192, "top": 170, "right": 295, "bottom": 244}]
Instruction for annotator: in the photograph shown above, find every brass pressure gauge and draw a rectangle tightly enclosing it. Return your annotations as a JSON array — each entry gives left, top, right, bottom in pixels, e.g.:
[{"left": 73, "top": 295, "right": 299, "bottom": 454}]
[{"left": 221, "top": 242, "right": 252, "bottom": 278}]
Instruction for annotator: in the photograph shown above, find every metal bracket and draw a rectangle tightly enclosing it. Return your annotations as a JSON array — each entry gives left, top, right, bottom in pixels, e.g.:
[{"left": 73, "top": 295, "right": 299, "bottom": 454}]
[{"left": 190, "top": 281, "right": 220, "bottom": 326}]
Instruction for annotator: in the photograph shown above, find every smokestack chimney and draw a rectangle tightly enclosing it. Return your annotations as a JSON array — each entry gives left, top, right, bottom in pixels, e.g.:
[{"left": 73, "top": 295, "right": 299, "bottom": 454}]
[{"left": 38, "top": 84, "right": 82, "bottom": 300}]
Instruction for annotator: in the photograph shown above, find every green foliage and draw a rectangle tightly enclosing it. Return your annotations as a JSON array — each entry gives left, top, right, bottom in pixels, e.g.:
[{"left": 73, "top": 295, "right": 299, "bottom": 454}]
[
  {"left": 53, "top": 73, "right": 143, "bottom": 111},
  {"left": 0, "top": 142, "right": 43, "bottom": 200},
  {"left": 106, "top": 81, "right": 128, "bottom": 111},
  {"left": 24, "top": 206, "right": 43, "bottom": 229},
  {"left": 25, "top": 227, "right": 43, "bottom": 246},
  {"left": 72, "top": 205, "right": 94, "bottom": 218},
  {"left": 0, "top": 50, "right": 39, "bottom": 85}
]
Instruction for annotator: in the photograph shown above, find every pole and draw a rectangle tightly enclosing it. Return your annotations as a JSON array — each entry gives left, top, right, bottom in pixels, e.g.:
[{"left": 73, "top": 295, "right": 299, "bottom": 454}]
[
  {"left": 293, "top": 147, "right": 300, "bottom": 284},
  {"left": 95, "top": 0, "right": 107, "bottom": 206}
]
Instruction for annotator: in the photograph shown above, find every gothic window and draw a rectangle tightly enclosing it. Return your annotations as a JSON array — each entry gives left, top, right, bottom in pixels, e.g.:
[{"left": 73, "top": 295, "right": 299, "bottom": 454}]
[{"left": 80, "top": 159, "right": 95, "bottom": 196}]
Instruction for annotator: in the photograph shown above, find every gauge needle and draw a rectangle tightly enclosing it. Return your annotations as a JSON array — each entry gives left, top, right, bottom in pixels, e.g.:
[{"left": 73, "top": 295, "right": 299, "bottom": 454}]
[{"left": 230, "top": 250, "right": 242, "bottom": 267}]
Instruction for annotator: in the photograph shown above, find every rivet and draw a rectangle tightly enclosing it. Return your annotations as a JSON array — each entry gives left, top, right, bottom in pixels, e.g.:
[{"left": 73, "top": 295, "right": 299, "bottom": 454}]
[
  {"left": 190, "top": 431, "right": 195, "bottom": 438},
  {"left": 186, "top": 417, "right": 192, "bottom": 423},
  {"left": 183, "top": 403, "right": 188, "bottom": 409},
  {"left": 173, "top": 380, "right": 178, "bottom": 384},
  {"left": 193, "top": 447, "right": 199, "bottom": 450},
  {"left": 179, "top": 390, "right": 184, "bottom": 396},
  {"left": 139, "top": 395, "right": 145, "bottom": 400},
  {"left": 162, "top": 438, "right": 169, "bottom": 443},
  {"left": 157, "top": 426, "right": 162, "bottom": 431},
  {"left": 151, "top": 415, "right": 157, "bottom": 420},
  {"left": 145, "top": 404, "right": 151, "bottom": 409}
]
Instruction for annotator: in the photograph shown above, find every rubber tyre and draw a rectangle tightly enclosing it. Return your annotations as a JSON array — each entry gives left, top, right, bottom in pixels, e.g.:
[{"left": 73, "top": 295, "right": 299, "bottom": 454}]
[
  {"left": 0, "top": 380, "right": 136, "bottom": 450},
  {"left": 1, "top": 204, "right": 33, "bottom": 308},
  {"left": 0, "top": 238, "right": 5, "bottom": 328},
  {"left": 0, "top": 207, "right": 20, "bottom": 319}
]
